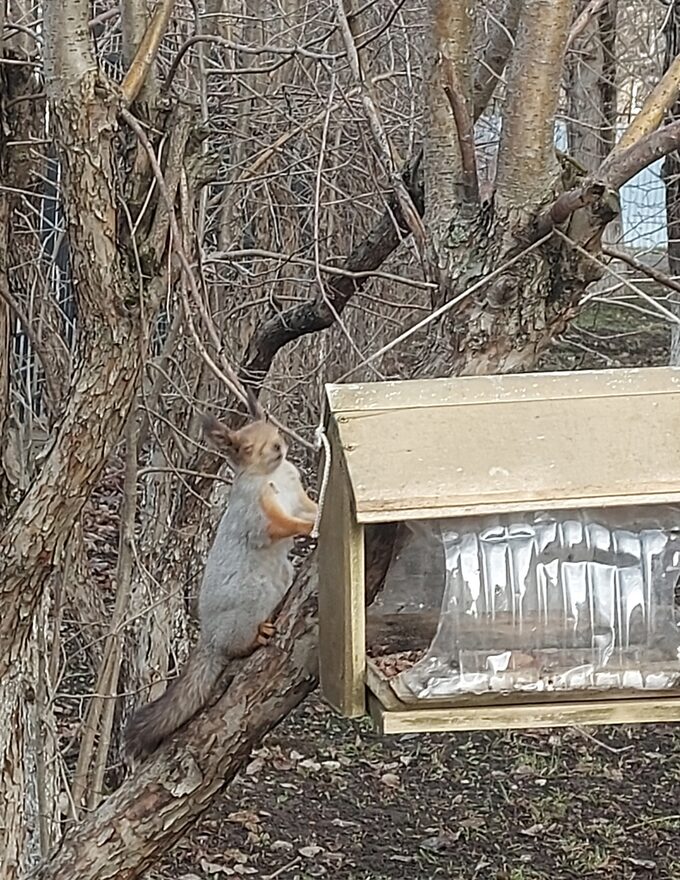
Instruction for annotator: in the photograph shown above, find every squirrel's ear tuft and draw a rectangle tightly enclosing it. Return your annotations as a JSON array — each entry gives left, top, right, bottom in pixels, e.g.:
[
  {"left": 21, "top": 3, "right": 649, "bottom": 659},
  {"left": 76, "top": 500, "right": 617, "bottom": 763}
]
[
  {"left": 202, "top": 414, "right": 236, "bottom": 451},
  {"left": 245, "top": 386, "right": 267, "bottom": 422}
]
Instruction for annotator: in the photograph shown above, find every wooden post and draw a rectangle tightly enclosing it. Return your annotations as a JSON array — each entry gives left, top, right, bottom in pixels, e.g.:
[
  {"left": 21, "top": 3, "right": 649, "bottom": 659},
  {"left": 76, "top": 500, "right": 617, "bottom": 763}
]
[{"left": 318, "top": 418, "right": 366, "bottom": 716}]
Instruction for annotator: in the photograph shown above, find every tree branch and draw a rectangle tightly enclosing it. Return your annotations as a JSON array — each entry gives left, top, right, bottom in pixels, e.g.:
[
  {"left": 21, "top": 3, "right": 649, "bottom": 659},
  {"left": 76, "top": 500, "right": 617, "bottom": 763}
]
[
  {"left": 600, "top": 118, "right": 680, "bottom": 189},
  {"left": 533, "top": 119, "right": 680, "bottom": 238},
  {"left": 0, "top": 3, "right": 159, "bottom": 681},
  {"left": 334, "top": 0, "right": 427, "bottom": 253},
  {"left": 443, "top": 64, "right": 479, "bottom": 202},
  {"left": 120, "top": 0, "right": 175, "bottom": 106},
  {"left": 35, "top": 522, "right": 397, "bottom": 879},
  {"left": 240, "top": 152, "right": 423, "bottom": 384},
  {"left": 614, "top": 51, "right": 680, "bottom": 154},
  {"left": 472, "top": 0, "right": 522, "bottom": 119},
  {"left": 495, "top": 0, "right": 575, "bottom": 206},
  {"left": 566, "top": 0, "right": 607, "bottom": 49},
  {"left": 424, "top": 0, "right": 473, "bottom": 238}
]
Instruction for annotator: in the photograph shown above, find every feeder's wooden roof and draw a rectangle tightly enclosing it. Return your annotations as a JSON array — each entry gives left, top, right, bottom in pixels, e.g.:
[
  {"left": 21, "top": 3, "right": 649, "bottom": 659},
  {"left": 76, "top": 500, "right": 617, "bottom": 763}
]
[{"left": 324, "top": 367, "right": 680, "bottom": 523}]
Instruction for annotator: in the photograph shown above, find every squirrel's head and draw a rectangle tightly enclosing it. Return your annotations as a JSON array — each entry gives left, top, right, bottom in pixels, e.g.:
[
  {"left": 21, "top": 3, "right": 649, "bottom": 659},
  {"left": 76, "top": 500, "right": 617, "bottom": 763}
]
[{"left": 202, "top": 415, "right": 288, "bottom": 475}]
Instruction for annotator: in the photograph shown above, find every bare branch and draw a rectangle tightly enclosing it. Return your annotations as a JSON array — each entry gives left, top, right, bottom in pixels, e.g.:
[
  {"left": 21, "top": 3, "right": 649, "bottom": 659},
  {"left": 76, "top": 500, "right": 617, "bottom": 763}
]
[
  {"left": 496, "top": 0, "right": 575, "bottom": 206},
  {"left": 534, "top": 120, "right": 680, "bottom": 238},
  {"left": 473, "top": 0, "right": 523, "bottom": 119},
  {"left": 600, "top": 119, "right": 680, "bottom": 190},
  {"left": 334, "top": 0, "right": 427, "bottom": 254},
  {"left": 120, "top": 0, "right": 175, "bottom": 106},
  {"left": 443, "top": 64, "right": 479, "bottom": 202},
  {"left": 602, "top": 245, "right": 680, "bottom": 297},
  {"left": 566, "top": 0, "right": 607, "bottom": 49},
  {"left": 240, "top": 152, "right": 423, "bottom": 384},
  {"left": 614, "top": 53, "right": 680, "bottom": 154}
]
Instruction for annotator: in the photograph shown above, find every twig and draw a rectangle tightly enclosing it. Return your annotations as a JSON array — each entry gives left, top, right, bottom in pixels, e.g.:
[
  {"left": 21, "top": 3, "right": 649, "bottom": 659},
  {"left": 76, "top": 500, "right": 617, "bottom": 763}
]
[
  {"left": 207, "top": 248, "right": 435, "bottom": 290},
  {"left": 120, "top": 108, "right": 313, "bottom": 449},
  {"left": 333, "top": 0, "right": 427, "bottom": 257},
  {"left": 566, "top": 0, "right": 607, "bottom": 49},
  {"left": 262, "top": 858, "right": 301, "bottom": 880},
  {"left": 602, "top": 245, "right": 680, "bottom": 297},
  {"left": 337, "top": 232, "right": 553, "bottom": 380},
  {"left": 554, "top": 229, "right": 680, "bottom": 326}
]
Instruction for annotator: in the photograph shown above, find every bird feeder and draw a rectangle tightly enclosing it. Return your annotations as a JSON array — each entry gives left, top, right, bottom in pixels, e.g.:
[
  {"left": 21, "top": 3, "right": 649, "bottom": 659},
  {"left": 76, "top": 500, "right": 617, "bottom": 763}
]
[{"left": 317, "top": 367, "right": 680, "bottom": 734}]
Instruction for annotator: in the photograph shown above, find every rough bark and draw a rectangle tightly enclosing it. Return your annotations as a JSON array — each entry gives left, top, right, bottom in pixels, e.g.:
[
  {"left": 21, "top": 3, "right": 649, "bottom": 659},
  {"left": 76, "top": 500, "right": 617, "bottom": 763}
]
[
  {"left": 34, "top": 523, "right": 397, "bottom": 880},
  {"left": 0, "top": 54, "right": 61, "bottom": 880},
  {"left": 0, "top": 0, "right": 182, "bottom": 869}
]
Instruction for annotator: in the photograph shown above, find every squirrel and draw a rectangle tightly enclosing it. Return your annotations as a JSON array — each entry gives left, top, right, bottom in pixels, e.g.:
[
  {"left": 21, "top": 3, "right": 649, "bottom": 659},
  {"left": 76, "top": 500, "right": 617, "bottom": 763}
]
[{"left": 125, "top": 395, "right": 318, "bottom": 758}]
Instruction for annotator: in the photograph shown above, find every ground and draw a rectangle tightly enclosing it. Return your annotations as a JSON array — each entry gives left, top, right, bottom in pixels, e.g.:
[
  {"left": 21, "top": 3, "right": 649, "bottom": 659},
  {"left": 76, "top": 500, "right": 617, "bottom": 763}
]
[
  {"left": 152, "top": 696, "right": 680, "bottom": 880},
  {"left": 145, "top": 300, "right": 680, "bottom": 880}
]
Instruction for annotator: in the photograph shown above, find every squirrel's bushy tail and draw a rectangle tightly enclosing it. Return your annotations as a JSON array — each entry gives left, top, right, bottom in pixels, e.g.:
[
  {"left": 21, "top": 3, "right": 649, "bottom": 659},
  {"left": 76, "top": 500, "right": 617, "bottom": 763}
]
[{"left": 125, "top": 643, "right": 225, "bottom": 759}]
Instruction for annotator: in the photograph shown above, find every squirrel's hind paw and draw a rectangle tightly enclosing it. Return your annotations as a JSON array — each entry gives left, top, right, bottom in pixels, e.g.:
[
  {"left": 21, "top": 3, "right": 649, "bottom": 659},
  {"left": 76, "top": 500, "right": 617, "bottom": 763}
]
[{"left": 256, "top": 621, "right": 276, "bottom": 646}]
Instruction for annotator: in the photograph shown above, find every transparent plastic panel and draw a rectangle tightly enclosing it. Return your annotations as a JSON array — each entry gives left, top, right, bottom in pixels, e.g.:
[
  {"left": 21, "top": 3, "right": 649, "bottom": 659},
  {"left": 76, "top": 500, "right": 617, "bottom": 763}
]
[{"left": 371, "top": 506, "right": 680, "bottom": 700}]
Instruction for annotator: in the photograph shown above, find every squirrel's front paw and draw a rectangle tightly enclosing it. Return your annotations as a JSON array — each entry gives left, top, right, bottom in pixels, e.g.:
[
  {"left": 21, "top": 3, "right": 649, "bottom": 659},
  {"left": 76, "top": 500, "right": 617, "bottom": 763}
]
[{"left": 256, "top": 621, "right": 276, "bottom": 646}]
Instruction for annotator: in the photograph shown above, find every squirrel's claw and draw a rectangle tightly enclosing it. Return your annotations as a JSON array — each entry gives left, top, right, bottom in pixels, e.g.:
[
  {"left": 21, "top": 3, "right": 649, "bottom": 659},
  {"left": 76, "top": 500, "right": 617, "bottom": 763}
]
[{"left": 256, "top": 621, "right": 276, "bottom": 646}]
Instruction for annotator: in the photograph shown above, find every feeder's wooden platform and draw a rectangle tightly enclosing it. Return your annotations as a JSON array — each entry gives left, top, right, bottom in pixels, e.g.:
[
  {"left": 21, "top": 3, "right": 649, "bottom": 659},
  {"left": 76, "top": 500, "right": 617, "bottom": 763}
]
[{"left": 368, "top": 692, "right": 680, "bottom": 735}]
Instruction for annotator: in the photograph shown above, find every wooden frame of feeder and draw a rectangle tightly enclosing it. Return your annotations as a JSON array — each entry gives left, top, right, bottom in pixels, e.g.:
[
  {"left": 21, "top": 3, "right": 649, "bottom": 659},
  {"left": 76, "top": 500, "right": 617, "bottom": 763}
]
[{"left": 317, "top": 367, "right": 680, "bottom": 734}]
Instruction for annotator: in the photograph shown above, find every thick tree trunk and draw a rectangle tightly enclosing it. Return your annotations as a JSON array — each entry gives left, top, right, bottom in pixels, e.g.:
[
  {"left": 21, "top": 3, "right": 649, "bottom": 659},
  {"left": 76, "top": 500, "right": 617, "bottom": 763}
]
[{"left": 0, "top": 58, "right": 61, "bottom": 878}]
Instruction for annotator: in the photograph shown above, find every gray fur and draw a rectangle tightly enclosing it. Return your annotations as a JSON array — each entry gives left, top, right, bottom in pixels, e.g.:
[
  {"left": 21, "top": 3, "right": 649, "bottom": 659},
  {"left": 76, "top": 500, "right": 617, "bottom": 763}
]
[{"left": 125, "top": 462, "right": 298, "bottom": 759}]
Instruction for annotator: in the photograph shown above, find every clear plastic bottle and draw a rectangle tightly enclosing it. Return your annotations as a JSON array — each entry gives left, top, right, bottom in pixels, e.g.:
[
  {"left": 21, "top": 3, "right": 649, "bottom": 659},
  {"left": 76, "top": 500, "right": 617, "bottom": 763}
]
[{"left": 374, "top": 506, "right": 680, "bottom": 700}]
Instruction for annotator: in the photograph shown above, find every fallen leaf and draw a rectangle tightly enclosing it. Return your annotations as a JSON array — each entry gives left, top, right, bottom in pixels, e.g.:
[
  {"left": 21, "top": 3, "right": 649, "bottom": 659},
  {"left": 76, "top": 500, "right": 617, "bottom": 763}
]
[
  {"left": 245, "top": 757, "right": 265, "bottom": 776},
  {"left": 224, "top": 849, "right": 248, "bottom": 864},
  {"left": 227, "top": 810, "right": 261, "bottom": 833},
  {"left": 200, "top": 859, "right": 230, "bottom": 876},
  {"left": 420, "top": 830, "right": 461, "bottom": 852},
  {"left": 627, "top": 858, "right": 656, "bottom": 870},
  {"left": 520, "top": 823, "right": 544, "bottom": 837},
  {"left": 380, "top": 773, "right": 400, "bottom": 788},
  {"left": 299, "top": 845, "right": 324, "bottom": 858},
  {"left": 331, "top": 818, "right": 360, "bottom": 829}
]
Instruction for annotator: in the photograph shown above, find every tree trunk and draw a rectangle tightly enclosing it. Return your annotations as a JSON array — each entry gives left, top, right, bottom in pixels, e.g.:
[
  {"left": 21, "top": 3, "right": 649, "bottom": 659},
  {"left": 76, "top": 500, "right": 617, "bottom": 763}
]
[{"left": 566, "top": 0, "right": 618, "bottom": 172}]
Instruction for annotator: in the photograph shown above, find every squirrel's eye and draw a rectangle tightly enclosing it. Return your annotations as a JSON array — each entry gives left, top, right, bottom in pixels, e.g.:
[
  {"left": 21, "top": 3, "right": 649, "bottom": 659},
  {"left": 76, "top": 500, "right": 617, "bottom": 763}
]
[{"left": 273, "top": 442, "right": 281, "bottom": 452}]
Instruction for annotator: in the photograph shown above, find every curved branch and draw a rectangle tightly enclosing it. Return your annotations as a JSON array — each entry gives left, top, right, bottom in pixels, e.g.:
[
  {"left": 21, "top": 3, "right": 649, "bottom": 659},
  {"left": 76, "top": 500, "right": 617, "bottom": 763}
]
[
  {"left": 533, "top": 119, "right": 680, "bottom": 238},
  {"left": 599, "top": 119, "right": 680, "bottom": 189},
  {"left": 240, "top": 152, "right": 423, "bottom": 384}
]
